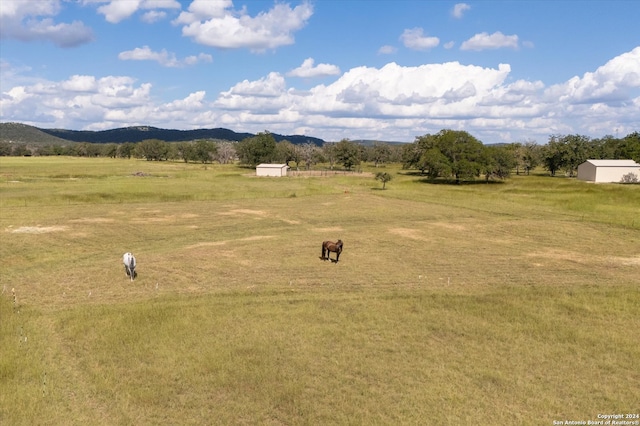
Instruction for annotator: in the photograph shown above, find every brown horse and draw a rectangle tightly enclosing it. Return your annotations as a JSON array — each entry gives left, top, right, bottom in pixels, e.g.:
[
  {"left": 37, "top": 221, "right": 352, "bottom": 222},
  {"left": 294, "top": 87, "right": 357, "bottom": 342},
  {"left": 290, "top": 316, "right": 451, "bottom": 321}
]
[{"left": 321, "top": 239, "right": 343, "bottom": 263}]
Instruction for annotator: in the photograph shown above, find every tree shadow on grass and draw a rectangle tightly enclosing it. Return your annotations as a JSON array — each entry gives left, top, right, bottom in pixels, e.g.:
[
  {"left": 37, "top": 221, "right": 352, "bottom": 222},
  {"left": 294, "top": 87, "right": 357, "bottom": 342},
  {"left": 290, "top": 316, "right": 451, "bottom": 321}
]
[
  {"left": 416, "top": 178, "right": 507, "bottom": 186},
  {"left": 398, "top": 170, "right": 509, "bottom": 185}
]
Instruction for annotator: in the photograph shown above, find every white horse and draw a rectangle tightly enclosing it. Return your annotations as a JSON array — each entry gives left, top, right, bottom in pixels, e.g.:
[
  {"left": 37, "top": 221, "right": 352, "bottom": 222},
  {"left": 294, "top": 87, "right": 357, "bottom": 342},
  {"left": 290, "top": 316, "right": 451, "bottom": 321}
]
[{"left": 123, "top": 252, "right": 137, "bottom": 281}]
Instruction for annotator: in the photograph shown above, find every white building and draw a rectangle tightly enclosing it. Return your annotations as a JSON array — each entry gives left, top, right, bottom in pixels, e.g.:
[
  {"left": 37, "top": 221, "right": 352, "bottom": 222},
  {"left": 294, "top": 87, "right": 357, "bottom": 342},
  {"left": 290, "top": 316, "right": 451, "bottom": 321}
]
[
  {"left": 577, "top": 159, "right": 640, "bottom": 183},
  {"left": 256, "top": 163, "right": 289, "bottom": 177}
]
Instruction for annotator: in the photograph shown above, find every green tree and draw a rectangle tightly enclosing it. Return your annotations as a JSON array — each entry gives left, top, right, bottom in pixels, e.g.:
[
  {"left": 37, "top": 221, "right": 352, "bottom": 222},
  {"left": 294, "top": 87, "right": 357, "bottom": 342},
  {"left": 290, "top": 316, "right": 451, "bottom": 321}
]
[
  {"left": 420, "top": 147, "right": 451, "bottom": 179},
  {"left": 275, "top": 140, "right": 300, "bottom": 168},
  {"left": 562, "top": 134, "right": 591, "bottom": 176},
  {"left": 619, "top": 132, "right": 640, "bottom": 162},
  {"left": 375, "top": 171, "right": 393, "bottom": 189},
  {"left": 482, "top": 145, "right": 516, "bottom": 181},
  {"left": 413, "top": 133, "right": 440, "bottom": 175},
  {"left": 520, "top": 140, "right": 540, "bottom": 175},
  {"left": 36, "top": 144, "right": 65, "bottom": 156},
  {"left": 236, "top": 131, "right": 277, "bottom": 166},
  {"left": 370, "top": 142, "right": 392, "bottom": 167},
  {"left": 193, "top": 139, "right": 217, "bottom": 163},
  {"left": 12, "top": 144, "right": 31, "bottom": 156},
  {"left": 388, "top": 144, "right": 404, "bottom": 163},
  {"left": 322, "top": 143, "right": 337, "bottom": 170},
  {"left": 591, "top": 132, "right": 640, "bottom": 162},
  {"left": 117, "top": 142, "right": 135, "bottom": 159},
  {"left": 542, "top": 134, "right": 591, "bottom": 176},
  {"left": 541, "top": 136, "right": 567, "bottom": 176},
  {"left": 592, "top": 135, "right": 618, "bottom": 159},
  {"left": 86, "top": 143, "right": 102, "bottom": 157},
  {"left": 401, "top": 142, "right": 425, "bottom": 173},
  {"left": 176, "top": 142, "right": 196, "bottom": 163},
  {"left": 0, "top": 142, "right": 13, "bottom": 156},
  {"left": 406, "top": 131, "right": 485, "bottom": 182},
  {"left": 102, "top": 143, "right": 118, "bottom": 158},
  {"left": 136, "top": 139, "right": 169, "bottom": 161},
  {"left": 334, "top": 139, "right": 361, "bottom": 170},
  {"left": 416, "top": 130, "right": 484, "bottom": 183}
]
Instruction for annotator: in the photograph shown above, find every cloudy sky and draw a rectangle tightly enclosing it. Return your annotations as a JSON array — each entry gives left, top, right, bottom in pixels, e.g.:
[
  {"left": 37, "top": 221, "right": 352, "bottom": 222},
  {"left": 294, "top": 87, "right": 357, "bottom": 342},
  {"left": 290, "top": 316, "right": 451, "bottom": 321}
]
[{"left": 1, "top": 0, "right": 639, "bottom": 143}]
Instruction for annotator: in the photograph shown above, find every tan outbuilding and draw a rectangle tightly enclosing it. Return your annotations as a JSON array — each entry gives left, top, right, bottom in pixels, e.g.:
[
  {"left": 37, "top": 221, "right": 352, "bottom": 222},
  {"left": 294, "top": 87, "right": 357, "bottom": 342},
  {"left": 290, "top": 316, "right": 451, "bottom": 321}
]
[
  {"left": 577, "top": 159, "right": 640, "bottom": 183},
  {"left": 256, "top": 163, "right": 289, "bottom": 177}
]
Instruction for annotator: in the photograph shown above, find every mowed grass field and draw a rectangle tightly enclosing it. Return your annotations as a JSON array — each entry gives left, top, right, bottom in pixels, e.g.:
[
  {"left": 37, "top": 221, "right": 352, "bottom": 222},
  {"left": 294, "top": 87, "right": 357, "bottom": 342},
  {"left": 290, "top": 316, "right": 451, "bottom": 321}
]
[{"left": 1, "top": 156, "right": 639, "bottom": 425}]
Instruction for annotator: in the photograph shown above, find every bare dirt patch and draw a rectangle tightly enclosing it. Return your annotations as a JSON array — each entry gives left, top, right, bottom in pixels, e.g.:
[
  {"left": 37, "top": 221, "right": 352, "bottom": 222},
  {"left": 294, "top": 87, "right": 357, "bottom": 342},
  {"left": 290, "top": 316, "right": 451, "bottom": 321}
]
[
  {"left": 185, "top": 241, "right": 227, "bottom": 249},
  {"left": 131, "top": 217, "right": 171, "bottom": 223},
  {"left": 527, "top": 248, "right": 592, "bottom": 265},
  {"left": 69, "top": 218, "right": 115, "bottom": 223},
  {"left": 312, "top": 227, "right": 344, "bottom": 233},
  {"left": 430, "top": 222, "right": 467, "bottom": 232},
  {"left": 8, "top": 226, "right": 68, "bottom": 234},
  {"left": 241, "top": 235, "right": 274, "bottom": 241},
  {"left": 608, "top": 255, "right": 640, "bottom": 266},
  {"left": 129, "top": 213, "right": 198, "bottom": 223},
  {"left": 388, "top": 228, "right": 427, "bottom": 241},
  {"left": 184, "top": 235, "right": 274, "bottom": 250},
  {"left": 217, "top": 209, "right": 262, "bottom": 216},
  {"left": 527, "top": 249, "right": 640, "bottom": 268},
  {"left": 279, "top": 218, "right": 300, "bottom": 225},
  {"left": 230, "top": 209, "right": 267, "bottom": 216},
  {"left": 181, "top": 213, "right": 199, "bottom": 219}
]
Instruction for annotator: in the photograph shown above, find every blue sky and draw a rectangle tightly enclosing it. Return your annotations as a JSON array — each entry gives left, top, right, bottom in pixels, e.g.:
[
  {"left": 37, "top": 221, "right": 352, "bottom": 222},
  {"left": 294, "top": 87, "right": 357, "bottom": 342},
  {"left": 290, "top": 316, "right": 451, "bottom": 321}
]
[{"left": 1, "top": 0, "right": 639, "bottom": 143}]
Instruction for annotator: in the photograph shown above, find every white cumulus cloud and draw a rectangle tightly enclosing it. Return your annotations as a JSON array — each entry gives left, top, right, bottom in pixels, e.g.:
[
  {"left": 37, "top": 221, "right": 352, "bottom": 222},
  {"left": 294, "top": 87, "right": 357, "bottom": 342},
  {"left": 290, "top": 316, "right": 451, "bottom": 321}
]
[
  {"left": 461, "top": 31, "right": 519, "bottom": 51},
  {"left": 546, "top": 46, "right": 640, "bottom": 104},
  {"left": 97, "top": 0, "right": 143, "bottom": 23},
  {"left": 118, "top": 46, "right": 212, "bottom": 67},
  {"left": 174, "top": 0, "right": 313, "bottom": 52},
  {"left": 61, "top": 75, "right": 98, "bottom": 92},
  {"left": 400, "top": 28, "right": 440, "bottom": 51},
  {"left": 2, "top": 47, "right": 639, "bottom": 143},
  {"left": 93, "top": 0, "right": 180, "bottom": 23},
  {"left": 452, "top": 3, "right": 471, "bottom": 18},
  {"left": 220, "top": 72, "right": 287, "bottom": 98},
  {"left": 141, "top": 10, "right": 167, "bottom": 23},
  {"left": 287, "top": 58, "right": 340, "bottom": 78},
  {"left": 0, "top": 0, "right": 93, "bottom": 47},
  {"left": 378, "top": 45, "right": 397, "bottom": 55}
]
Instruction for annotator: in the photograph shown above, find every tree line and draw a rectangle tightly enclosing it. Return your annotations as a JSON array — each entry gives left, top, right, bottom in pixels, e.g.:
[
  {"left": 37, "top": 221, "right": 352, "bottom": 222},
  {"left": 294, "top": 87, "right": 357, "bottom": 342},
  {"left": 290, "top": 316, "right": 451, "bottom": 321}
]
[
  {"left": 400, "top": 130, "right": 639, "bottom": 182},
  {"left": 2, "top": 130, "right": 638, "bottom": 182},
  {"left": 0, "top": 131, "right": 403, "bottom": 170}
]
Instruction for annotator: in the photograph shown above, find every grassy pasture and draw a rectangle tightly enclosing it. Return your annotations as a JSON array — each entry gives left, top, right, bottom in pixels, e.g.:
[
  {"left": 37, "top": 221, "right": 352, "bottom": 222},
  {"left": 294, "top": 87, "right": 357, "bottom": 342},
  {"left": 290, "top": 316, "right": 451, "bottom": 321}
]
[{"left": 1, "top": 157, "right": 639, "bottom": 425}]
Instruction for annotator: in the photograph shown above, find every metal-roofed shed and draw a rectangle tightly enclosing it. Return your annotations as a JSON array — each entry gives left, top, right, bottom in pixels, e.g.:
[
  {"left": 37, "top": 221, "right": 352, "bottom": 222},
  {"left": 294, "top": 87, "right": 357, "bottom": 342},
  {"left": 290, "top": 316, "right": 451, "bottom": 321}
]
[
  {"left": 577, "top": 159, "right": 640, "bottom": 183},
  {"left": 256, "top": 164, "right": 289, "bottom": 177}
]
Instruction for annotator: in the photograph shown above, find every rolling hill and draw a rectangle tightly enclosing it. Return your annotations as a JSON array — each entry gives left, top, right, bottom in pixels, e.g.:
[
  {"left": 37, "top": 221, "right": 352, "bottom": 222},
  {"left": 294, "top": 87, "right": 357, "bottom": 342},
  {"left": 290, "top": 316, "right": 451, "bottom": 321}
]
[
  {"left": 0, "top": 122, "right": 69, "bottom": 146},
  {"left": 0, "top": 122, "right": 326, "bottom": 146}
]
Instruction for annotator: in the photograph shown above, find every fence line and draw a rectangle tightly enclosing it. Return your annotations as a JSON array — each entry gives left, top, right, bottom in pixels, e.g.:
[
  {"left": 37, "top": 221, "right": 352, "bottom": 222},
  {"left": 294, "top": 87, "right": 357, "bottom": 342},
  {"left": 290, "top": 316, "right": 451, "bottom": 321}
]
[{"left": 288, "top": 169, "right": 368, "bottom": 177}]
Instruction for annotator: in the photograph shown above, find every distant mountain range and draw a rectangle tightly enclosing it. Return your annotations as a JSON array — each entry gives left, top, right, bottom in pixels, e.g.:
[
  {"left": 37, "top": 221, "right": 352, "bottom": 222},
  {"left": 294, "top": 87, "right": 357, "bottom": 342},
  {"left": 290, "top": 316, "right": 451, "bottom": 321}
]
[{"left": 0, "top": 122, "right": 326, "bottom": 146}]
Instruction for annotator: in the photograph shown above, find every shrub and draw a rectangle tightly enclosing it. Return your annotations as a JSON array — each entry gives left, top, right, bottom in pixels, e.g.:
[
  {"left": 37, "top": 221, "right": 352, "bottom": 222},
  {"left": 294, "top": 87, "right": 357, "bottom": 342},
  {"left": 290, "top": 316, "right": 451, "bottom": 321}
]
[{"left": 620, "top": 172, "right": 639, "bottom": 184}]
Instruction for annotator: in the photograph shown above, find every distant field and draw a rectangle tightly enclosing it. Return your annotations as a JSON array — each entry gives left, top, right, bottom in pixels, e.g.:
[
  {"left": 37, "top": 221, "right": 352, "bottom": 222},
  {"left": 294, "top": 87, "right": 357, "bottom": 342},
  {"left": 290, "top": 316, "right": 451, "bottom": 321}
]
[{"left": 1, "top": 157, "right": 639, "bottom": 425}]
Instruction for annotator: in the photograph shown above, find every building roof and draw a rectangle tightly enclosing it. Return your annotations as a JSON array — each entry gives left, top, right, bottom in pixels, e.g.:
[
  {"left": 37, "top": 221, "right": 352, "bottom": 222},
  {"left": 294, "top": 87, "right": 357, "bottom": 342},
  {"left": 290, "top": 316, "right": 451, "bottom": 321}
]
[{"left": 582, "top": 159, "right": 640, "bottom": 167}]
